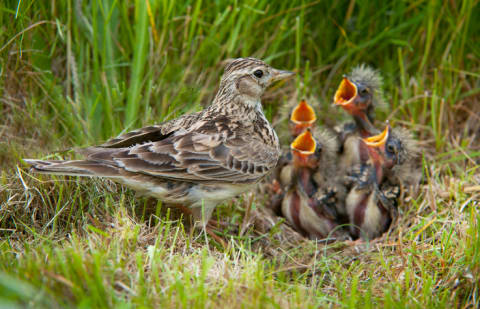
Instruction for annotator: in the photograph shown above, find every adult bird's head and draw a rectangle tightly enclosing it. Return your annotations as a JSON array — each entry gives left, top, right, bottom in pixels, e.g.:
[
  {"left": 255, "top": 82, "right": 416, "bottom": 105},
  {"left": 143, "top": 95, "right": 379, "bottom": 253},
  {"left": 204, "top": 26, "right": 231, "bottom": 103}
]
[
  {"left": 334, "top": 65, "right": 383, "bottom": 136},
  {"left": 289, "top": 100, "right": 317, "bottom": 137},
  {"left": 215, "top": 57, "right": 294, "bottom": 110}
]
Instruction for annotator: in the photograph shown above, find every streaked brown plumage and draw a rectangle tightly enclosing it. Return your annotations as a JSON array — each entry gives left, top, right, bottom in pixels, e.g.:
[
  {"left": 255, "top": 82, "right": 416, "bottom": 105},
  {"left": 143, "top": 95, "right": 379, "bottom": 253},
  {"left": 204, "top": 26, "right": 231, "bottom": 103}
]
[{"left": 24, "top": 57, "right": 294, "bottom": 225}]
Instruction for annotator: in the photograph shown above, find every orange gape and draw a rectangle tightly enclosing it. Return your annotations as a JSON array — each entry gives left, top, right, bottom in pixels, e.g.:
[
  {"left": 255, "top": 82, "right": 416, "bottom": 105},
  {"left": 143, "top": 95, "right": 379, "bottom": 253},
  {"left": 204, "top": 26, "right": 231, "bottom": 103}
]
[
  {"left": 334, "top": 77, "right": 357, "bottom": 106},
  {"left": 289, "top": 100, "right": 317, "bottom": 137},
  {"left": 363, "top": 124, "right": 389, "bottom": 147},
  {"left": 290, "top": 129, "right": 316, "bottom": 167},
  {"left": 362, "top": 124, "right": 391, "bottom": 182}
]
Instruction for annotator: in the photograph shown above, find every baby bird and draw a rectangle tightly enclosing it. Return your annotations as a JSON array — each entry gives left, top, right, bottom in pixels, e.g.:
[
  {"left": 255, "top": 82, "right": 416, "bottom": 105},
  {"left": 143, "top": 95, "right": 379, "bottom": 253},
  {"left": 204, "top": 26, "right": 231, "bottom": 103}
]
[
  {"left": 268, "top": 99, "right": 319, "bottom": 211},
  {"left": 382, "top": 126, "right": 423, "bottom": 190},
  {"left": 334, "top": 66, "right": 385, "bottom": 193},
  {"left": 24, "top": 58, "right": 294, "bottom": 227},
  {"left": 345, "top": 125, "right": 419, "bottom": 239},
  {"left": 289, "top": 99, "right": 317, "bottom": 137},
  {"left": 333, "top": 65, "right": 384, "bottom": 138},
  {"left": 279, "top": 130, "right": 346, "bottom": 240}
]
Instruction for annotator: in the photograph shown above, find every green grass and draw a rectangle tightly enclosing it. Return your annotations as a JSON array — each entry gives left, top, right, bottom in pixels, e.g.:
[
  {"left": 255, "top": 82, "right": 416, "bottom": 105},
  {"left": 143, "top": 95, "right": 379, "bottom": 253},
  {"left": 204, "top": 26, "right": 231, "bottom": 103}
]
[{"left": 1, "top": 0, "right": 480, "bottom": 307}]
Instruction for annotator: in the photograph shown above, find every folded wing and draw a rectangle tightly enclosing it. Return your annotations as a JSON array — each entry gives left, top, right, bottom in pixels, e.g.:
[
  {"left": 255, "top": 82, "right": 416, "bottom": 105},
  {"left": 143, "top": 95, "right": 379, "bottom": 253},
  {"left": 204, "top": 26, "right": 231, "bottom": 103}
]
[{"left": 80, "top": 129, "right": 277, "bottom": 184}]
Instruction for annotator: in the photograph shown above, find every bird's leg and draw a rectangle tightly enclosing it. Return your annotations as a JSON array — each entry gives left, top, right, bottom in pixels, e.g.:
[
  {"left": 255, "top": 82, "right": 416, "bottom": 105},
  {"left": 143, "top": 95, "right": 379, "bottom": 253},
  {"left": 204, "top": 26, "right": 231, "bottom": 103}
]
[
  {"left": 173, "top": 204, "right": 226, "bottom": 248},
  {"left": 204, "top": 224, "right": 227, "bottom": 249},
  {"left": 175, "top": 204, "right": 193, "bottom": 216},
  {"left": 191, "top": 205, "right": 228, "bottom": 249},
  {"left": 239, "top": 193, "right": 255, "bottom": 236}
]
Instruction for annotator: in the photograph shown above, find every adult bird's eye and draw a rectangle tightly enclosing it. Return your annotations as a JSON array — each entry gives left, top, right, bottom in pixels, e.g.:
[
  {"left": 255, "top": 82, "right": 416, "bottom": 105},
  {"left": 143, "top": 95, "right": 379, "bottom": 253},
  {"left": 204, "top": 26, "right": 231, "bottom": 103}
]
[{"left": 253, "top": 70, "right": 264, "bottom": 78}]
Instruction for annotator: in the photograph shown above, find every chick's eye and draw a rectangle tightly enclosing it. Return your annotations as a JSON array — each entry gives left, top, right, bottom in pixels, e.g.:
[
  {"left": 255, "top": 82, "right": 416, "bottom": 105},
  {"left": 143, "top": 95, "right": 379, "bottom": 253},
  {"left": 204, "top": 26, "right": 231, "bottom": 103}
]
[
  {"left": 386, "top": 144, "right": 395, "bottom": 154},
  {"left": 360, "top": 88, "right": 369, "bottom": 95},
  {"left": 253, "top": 70, "right": 264, "bottom": 78}
]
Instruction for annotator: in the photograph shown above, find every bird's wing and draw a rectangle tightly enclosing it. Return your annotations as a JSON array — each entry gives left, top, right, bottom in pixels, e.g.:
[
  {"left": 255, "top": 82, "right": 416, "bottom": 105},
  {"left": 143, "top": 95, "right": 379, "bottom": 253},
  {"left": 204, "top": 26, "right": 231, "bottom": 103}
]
[
  {"left": 99, "top": 125, "right": 172, "bottom": 148},
  {"left": 344, "top": 163, "right": 376, "bottom": 190},
  {"left": 99, "top": 112, "right": 202, "bottom": 148},
  {"left": 375, "top": 185, "right": 398, "bottom": 220},
  {"left": 81, "top": 129, "right": 278, "bottom": 184}
]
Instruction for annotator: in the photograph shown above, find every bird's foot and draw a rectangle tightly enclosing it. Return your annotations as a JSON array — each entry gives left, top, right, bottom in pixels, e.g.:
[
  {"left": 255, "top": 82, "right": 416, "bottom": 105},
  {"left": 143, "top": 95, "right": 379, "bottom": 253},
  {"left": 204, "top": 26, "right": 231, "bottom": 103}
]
[{"left": 205, "top": 223, "right": 228, "bottom": 249}]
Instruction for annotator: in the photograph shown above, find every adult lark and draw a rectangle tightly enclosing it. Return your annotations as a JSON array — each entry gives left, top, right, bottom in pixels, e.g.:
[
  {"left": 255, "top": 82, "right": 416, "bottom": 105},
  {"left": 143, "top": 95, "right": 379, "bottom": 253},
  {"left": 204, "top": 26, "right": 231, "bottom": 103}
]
[{"left": 25, "top": 58, "right": 294, "bottom": 225}]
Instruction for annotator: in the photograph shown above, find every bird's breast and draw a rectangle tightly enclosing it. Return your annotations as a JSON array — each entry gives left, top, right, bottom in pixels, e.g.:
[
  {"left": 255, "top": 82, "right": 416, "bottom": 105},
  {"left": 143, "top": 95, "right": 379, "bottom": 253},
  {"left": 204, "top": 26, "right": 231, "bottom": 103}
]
[{"left": 188, "top": 183, "right": 253, "bottom": 205}]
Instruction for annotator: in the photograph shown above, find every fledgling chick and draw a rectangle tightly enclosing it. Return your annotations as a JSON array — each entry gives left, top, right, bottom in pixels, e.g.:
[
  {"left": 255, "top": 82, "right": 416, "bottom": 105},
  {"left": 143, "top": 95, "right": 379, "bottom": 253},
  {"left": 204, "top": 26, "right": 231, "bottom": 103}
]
[
  {"left": 289, "top": 99, "right": 317, "bottom": 137},
  {"left": 267, "top": 99, "right": 319, "bottom": 212},
  {"left": 333, "top": 65, "right": 384, "bottom": 138},
  {"left": 383, "top": 126, "right": 423, "bottom": 191},
  {"left": 280, "top": 130, "right": 347, "bottom": 240},
  {"left": 284, "top": 100, "right": 340, "bottom": 189},
  {"left": 334, "top": 66, "right": 386, "bottom": 194},
  {"left": 310, "top": 128, "right": 348, "bottom": 219},
  {"left": 345, "top": 126, "right": 394, "bottom": 239},
  {"left": 335, "top": 130, "right": 371, "bottom": 218},
  {"left": 346, "top": 125, "right": 417, "bottom": 240}
]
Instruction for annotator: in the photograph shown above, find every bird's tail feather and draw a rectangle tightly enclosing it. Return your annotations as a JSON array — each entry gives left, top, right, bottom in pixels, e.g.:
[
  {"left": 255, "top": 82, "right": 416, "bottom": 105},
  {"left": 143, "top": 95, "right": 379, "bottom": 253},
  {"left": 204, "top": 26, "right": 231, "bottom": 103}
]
[{"left": 23, "top": 159, "right": 121, "bottom": 177}]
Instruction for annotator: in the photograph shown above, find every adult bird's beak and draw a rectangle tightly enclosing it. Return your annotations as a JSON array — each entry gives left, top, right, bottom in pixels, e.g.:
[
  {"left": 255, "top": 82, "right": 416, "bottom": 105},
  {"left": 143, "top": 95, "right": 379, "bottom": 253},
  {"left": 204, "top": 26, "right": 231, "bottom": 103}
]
[
  {"left": 290, "top": 129, "right": 317, "bottom": 167},
  {"left": 270, "top": 69, "right": 295, "bottom": 82},
  {"left": 290, "top": 100, "right": 317, "bottom": 137}
]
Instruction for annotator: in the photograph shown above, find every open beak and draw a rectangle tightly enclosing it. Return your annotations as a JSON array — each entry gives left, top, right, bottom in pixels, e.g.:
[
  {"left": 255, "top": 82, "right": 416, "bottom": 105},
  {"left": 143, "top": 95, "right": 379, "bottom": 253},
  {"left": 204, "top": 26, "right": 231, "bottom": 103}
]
[
  {"left": 270, "top": 68, "right": 295, "bottom": 82},
  {"left": 290, "top": 100, "right": 317, "bottom": 137},
  {"left": 363, "top": 124, "right": 389, "bottom": 148},
  {"left": 334, "top": 76, "right": 376, "bottom": 136},
  {"left": 290, "top": 129, "right": 317, "bottom": 167},
  {"left": 362, "top": 124, "right": 392, "bottom": 182},
  {"left": 334, "top": 77, "right": 357, "bottom": 107}
]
